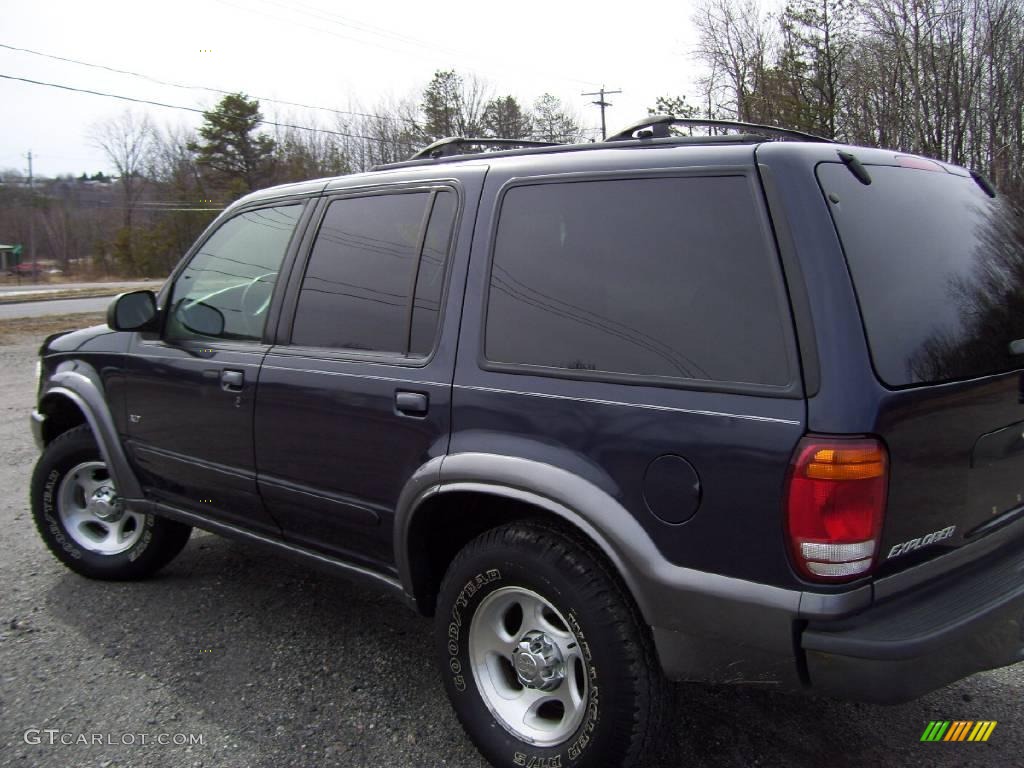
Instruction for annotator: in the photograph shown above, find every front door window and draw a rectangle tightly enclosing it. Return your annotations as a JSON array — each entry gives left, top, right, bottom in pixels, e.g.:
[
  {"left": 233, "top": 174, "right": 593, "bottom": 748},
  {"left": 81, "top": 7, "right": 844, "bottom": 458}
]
[{"left": 166, "top": 205, "right": 303, "bottom": 342}]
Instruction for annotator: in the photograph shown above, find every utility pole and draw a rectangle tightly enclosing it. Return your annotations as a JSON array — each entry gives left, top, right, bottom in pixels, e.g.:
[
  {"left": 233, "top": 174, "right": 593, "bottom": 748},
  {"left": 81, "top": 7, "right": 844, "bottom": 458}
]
[
  {"left": 582, "top": 86, "right": 622, "bottom": 141},
  {"left": 25, "top": 150, "right": 36, "bottom": 282}
]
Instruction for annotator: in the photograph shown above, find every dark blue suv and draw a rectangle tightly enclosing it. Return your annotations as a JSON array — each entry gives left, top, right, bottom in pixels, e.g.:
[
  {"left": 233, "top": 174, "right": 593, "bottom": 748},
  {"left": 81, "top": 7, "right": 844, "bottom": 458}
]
[{"left": 30, "top": 117, "right": 1024, "bottom": 768}]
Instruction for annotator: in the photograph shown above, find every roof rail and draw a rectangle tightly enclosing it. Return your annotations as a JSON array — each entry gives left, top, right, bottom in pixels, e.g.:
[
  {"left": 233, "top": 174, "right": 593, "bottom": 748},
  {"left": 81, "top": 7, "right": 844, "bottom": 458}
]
[
  {"left": 373, "top": 133, "right": 763, "bottom": 171},
  {"left": 606, "top": 115, "right": 835, "bottom": 144},
  {"left": 410, "top": 137, "right": 563, "bottom": 160}
]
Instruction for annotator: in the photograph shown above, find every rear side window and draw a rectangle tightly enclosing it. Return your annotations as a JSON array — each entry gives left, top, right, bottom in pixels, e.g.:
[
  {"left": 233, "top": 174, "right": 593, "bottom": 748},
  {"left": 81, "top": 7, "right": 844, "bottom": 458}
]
[
  {"left": 291, "top": 190, "right": 456, "bottom": 356},
  {"left": 484, "top": 176, "right": 792, "bottom": 386},
  {"left": 818, "top": 164, "right": 1024, "bottom": 386}
]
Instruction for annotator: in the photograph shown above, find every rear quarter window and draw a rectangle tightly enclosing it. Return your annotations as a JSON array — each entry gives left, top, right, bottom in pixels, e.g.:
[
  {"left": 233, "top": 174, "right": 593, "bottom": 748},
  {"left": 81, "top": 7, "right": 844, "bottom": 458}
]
[{"left": 484, "top": 175, "right": 793, "bottom": 388}]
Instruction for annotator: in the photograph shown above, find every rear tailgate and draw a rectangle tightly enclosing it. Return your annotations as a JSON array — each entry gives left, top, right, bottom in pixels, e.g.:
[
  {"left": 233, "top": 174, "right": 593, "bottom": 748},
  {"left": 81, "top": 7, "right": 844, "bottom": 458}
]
[{"left": 816, "top": 159, "right": 1024, "bottom": 573}]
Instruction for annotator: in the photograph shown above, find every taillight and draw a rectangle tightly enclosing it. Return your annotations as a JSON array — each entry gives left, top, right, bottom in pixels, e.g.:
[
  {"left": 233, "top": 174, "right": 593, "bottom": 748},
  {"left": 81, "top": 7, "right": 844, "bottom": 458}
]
[{"left": 785, "top": 435, "right": 888, "bottom": 582}]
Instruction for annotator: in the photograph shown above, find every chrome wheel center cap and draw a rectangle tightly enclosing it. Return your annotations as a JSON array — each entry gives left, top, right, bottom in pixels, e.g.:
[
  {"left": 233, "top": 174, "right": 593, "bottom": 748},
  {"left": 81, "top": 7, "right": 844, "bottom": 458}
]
[
  {"left": 89, "top": 486, "right": 122, "bottom": 522},
  {"left": 513, "top": 630, "right": 565, "bottom": 691}
]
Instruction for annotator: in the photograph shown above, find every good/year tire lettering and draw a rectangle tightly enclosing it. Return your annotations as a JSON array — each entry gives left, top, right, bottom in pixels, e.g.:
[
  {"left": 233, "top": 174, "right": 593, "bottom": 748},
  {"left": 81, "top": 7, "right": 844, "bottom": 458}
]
[{"left": 447, "top": 568, "right": 501, "bottom": 692}]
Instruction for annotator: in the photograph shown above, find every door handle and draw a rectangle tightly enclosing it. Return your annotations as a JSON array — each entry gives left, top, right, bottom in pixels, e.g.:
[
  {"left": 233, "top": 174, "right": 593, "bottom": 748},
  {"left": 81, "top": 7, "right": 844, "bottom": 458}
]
[
  {"left": 395, "top": 391, "right": 428, "bottom": 416},
  {"left": 221, "top": 369, "right": 245, "bottom": 391}
]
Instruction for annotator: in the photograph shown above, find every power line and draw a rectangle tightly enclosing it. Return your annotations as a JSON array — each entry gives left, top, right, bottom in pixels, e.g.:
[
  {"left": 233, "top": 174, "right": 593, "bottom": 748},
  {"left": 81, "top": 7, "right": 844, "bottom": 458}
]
[
  {"left": 1, "top": 36, "right": 604, "bottom": 141},
  {"left": 226, "top": 0, "right": 601, "bottom": 89},
  {"left": 261, "top": 0, "right": 600, "bottom": 86},
  {"left": 0, "top": 74, "right": 390, "bottom": 143},
  {"left": 0, "top": 42, "right": 414, "bottom": 126}
]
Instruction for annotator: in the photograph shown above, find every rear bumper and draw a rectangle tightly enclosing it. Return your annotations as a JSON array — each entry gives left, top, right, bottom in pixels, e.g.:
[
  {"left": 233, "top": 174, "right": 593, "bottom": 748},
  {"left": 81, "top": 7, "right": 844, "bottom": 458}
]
[{"left": 802, "top": 535, "right": 1024, "bottom": 703}]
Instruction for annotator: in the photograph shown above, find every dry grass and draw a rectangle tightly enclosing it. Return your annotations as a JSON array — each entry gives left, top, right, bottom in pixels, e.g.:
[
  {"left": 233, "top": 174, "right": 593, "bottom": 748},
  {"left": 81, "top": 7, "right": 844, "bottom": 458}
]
[{"left": 0, "top": 313, "right": 106, "bottom": 345}]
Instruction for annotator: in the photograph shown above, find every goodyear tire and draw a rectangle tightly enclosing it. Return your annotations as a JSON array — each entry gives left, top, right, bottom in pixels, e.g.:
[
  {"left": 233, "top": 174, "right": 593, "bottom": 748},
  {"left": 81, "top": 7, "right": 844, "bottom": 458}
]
[
  {"left": 436, "top": 521, "right": 666, "bottom": 768},
  {"left": 31, "top": 425, "right": 192, "bottom": 580}
]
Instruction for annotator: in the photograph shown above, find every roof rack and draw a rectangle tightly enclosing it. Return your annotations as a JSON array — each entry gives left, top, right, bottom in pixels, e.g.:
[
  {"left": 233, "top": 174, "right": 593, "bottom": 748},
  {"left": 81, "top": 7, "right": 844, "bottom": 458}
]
[
  {"left": 410, "top": 137, "right": 563, "bottom": 160},
  {"left": 606, "top": 115, "right": 835, "bottom": 144},
  {"left": 373, "top": 132, "right": 761, "bottom": 171}
]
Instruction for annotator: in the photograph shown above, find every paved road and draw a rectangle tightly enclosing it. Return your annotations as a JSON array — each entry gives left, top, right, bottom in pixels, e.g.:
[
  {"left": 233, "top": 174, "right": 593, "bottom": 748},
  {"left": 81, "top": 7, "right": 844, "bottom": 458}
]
[
  {"left": 0, "top": 296, "right": 117, "bottom": 320},
  {"left": 0, "top": 332, "right": 1019, "bottom": 768},
  {"left": 0, "top": 281, "right": 158, "bottom": 296}
]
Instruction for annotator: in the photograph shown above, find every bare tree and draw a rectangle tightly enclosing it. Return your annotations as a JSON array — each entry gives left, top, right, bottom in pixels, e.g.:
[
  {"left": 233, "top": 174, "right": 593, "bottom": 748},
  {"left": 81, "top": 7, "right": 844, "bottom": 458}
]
[
  {"left": 268, "top": 110, "right": 350, "bottom": 183},
  {"left": 531, "top": 94, "right": 585, "bottom": 143},
  {"left": 338, "top": 95, "right": 421, "bottom": 171},
  {"left": 146, "top": 124, "right": 219, "bottom": 272},
  {"left": 692, "top": 0, "right": 775, "bottom": 121},
  {"left": 690, "top": 0, "right": 1024, "bottom": 203},
  {"left": 88, "top": 110, "right": 154, "bottom": 232},
  {"left": 148, "top": 124, "right": 202, "bottom": 195}
]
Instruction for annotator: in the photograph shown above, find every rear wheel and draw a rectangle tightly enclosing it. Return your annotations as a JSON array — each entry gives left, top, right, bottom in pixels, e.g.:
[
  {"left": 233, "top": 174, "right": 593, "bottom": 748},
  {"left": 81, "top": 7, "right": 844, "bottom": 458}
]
[
  {"left": 31, "top": 425, "right": 192, "bottom": 579},
  {"left": 435, "top": 521, "right": 666, "bottom": 768}
]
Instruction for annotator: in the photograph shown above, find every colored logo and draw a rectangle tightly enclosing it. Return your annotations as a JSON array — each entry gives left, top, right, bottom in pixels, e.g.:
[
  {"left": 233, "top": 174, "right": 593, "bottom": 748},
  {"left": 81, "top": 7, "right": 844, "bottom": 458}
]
[{"left": 921, "top": 721, "right": 997, "bottom": 742}]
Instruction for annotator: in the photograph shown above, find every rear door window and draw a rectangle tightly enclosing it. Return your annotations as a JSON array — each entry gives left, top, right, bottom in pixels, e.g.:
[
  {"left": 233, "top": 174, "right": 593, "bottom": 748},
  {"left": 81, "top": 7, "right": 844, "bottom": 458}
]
[
  {"left": 290, "top": 189, "right": 457, "bottom": 356},
  {"left": 484, "top": 176, "right": 793, "bottom": 387},
  {"left": 411, "top": 191, "right": 457, "bottom": 355},
  {"left": 817, "top": 163, "right": 1024, "bottom": 386}
]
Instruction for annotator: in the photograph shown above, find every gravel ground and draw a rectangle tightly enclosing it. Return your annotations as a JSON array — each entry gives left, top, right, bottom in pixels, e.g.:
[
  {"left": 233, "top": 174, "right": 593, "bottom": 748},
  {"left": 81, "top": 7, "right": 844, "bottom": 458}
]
[{"left": 0, "top": 328, "right": 1020, "bottom": 768}]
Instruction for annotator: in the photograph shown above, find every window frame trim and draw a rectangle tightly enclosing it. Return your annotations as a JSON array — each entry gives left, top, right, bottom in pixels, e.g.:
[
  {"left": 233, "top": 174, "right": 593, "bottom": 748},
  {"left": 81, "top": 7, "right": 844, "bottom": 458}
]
[
  {"left": 477, "top": 166, "right": 804, "bottom": 398},
  {"left": 276, "top": 180, "right": 464, "bottom": 368}
]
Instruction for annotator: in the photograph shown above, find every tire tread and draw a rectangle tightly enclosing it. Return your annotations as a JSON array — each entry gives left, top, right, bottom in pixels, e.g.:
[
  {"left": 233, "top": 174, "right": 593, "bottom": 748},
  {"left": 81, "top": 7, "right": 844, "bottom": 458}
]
[
  {"left": 30, "top": 424, "right": 191, "bottom": 580},
  {"left": 439, "top": 519, "right": 667, "bottom": 768}
]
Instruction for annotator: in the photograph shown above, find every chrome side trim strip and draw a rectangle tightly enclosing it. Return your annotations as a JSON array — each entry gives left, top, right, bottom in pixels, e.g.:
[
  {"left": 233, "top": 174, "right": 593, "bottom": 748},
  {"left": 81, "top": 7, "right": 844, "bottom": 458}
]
[{"left": 452, "top": 384, "right": 801, "bottom": 425}]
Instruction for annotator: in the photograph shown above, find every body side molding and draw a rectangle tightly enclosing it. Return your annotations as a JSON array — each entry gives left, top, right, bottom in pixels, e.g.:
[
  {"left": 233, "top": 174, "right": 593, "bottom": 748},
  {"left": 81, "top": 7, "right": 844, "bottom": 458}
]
[
  {"left": 153, "top": 501, "right": 406, "bottom": 597},
  {"left": 395, "top": 453, "right": 871, "bottom": 643}
]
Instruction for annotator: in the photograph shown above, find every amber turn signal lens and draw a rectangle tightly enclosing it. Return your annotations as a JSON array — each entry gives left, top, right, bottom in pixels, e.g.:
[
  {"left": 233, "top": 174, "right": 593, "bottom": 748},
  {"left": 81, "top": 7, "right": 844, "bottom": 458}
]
[{"left": 805, "top": 446, "right": 886, "bottom": 481}]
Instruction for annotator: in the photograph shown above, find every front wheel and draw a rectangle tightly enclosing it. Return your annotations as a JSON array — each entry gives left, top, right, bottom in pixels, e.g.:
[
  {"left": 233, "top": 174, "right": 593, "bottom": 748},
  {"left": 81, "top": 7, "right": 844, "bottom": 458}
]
[
  {"left": 31, "top": 425, "right": 192, "bottom": 580},
  {"left": 435, "top": 521, "right": 666, "bottom": 768}
]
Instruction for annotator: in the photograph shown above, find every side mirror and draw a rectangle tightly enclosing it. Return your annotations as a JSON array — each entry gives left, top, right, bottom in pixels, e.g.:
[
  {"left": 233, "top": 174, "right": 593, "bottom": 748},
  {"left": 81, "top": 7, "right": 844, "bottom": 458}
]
[
  {"left": 107, "top": 290, "right": 158, "bottom": 332},
  {"left": 1009, "top": 339, "right": 1024, "bottom": 356},
  {"left": 176, "top": 301, "right": 225, "bottom": 338}
]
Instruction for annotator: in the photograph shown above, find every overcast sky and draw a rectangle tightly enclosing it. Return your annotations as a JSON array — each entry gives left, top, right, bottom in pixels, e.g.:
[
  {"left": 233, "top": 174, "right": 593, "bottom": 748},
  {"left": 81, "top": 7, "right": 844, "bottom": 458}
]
[{"left": 0, "top": 0, "right": 706, "bottom": 178}]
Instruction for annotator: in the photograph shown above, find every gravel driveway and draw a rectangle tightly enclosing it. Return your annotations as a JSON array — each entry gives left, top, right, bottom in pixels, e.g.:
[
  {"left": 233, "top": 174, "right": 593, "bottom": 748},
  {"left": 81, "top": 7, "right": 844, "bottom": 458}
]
[{"left": 0, "top": 327, "right": 1019, "bottom": 768}]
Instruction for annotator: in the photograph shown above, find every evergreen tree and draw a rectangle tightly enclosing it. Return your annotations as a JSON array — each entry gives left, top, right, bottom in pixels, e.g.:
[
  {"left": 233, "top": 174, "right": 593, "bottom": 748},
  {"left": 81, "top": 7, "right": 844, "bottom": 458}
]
[
  {"left": 419, "top": 70, "right": 488, "bottom": 141},
  {"left": 421, "top": 70, "right": 463, "bottom": 139},
  {"left": 775, "top": 0, "right": 854, "bottom": 138},
  {"left": 188, "top": 93, "right": 276, "bottom": 194},
  {"left": 482, "top": 96, "right": 532, "bottom": 138},
  {"left": 648, "top": 96, "right": 702, "bottom": 119}
]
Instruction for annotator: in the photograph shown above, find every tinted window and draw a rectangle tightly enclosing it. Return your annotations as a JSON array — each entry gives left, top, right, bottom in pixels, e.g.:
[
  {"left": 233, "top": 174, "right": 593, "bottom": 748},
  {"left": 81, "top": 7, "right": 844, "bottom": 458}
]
[
  {"left": 167, "top": 205, "right": 301, "bottom": 342},
  {"left": 292, "top": 193, "right": 429, "bottom": 352},
  {"left": 818, "top": 164, "right": 1024, "bottom": 386},
  {"left": 485, "top": 177, "right": 791, "bottom": 385},
  {"left": 410, "top": 191, "right": 457, "bottom": 355}
]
